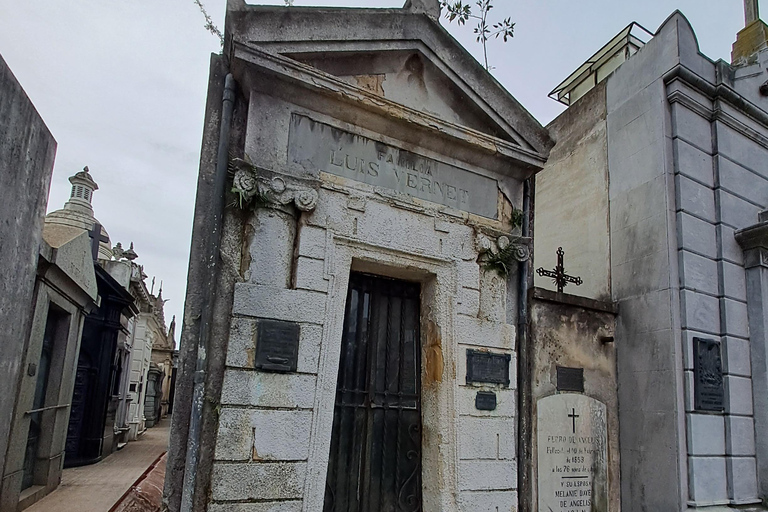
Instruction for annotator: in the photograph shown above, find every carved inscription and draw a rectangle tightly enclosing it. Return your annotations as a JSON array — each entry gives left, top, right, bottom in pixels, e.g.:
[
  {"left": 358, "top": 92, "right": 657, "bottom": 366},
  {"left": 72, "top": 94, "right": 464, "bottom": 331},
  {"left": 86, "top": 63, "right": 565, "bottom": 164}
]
[
  {"left": 288, "top": 114, "right": 499, "bottom": 218},
  {"left": 537, "top": 394, "right": 608, "bottom": 512}
]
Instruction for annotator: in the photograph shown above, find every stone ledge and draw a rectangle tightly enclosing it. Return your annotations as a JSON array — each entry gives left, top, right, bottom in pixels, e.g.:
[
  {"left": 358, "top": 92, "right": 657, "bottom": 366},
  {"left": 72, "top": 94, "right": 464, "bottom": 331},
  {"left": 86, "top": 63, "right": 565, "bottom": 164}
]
[{"left": 530, "top": 287, "right": 617, "bottom": 314}]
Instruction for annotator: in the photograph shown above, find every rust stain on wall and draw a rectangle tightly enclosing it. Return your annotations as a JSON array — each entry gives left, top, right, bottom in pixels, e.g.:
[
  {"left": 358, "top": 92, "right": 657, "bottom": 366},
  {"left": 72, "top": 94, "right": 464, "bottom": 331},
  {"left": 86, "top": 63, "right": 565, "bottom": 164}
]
[{"left": 425, "top": 320, "right": 443, "bottom": 384}]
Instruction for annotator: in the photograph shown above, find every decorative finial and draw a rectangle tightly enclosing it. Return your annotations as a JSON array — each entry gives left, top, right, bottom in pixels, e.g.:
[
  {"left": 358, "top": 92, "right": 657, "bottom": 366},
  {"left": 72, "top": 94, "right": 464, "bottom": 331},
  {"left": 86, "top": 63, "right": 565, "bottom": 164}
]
[{"left": 124, "top": 242, "right": 138, "bottom": 261}]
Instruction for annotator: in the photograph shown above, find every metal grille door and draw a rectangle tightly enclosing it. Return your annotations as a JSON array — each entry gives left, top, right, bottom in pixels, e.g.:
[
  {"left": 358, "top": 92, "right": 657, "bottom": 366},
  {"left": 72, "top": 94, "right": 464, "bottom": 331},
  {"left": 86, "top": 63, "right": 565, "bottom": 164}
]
[{"left": 324, "top": 273, "right": 422, "bottom": 512}]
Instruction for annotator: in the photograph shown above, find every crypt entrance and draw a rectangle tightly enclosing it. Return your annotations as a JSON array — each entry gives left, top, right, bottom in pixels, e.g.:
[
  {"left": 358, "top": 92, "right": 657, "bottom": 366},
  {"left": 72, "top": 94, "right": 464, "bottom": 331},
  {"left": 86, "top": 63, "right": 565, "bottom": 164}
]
[{"left": 324, "top": 273, "right": 422, "bottom": 512}]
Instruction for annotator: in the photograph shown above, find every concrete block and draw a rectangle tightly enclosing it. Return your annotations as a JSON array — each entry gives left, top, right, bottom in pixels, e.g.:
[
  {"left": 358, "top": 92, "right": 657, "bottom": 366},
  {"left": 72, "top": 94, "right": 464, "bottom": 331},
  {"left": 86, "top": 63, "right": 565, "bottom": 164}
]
[
  {"left": 727, "top": 456, "right": 759, "bottom": 502},
  {"left": 454, "top": 316, "right": 514, "bottom": 350},
  {"left": 232, "top": 284, "right": 327, "bottom": 324},
  {"left": 615, "top": 290, "right": 672, "bottom": 334},
  {"left": 675, "top": 174, "right": 716, "bottom": 222},
  {"left": 215, "top": 407, "right": 253, "bottom": 461},
  {"left": 613, "top": 249, "right": 671, "bottom": 298},
  {"left": 457, "top": 260, "right": 480, "bottom": 291},
  {"left": 673, "top": 104, "right": 713, "bottom": 152},
  {"left": 721, "top": 298, "right": 749, "bottom": 338},
  {"left": 457, "top": 386, "right": 516, "bottom": 417},
  {"left": 677, "top": 212, "right": 717, "bottom": 259},
  {"left": 297, "top": 225, "right": 327, "bottom": 259},
  {"left": 221, "top": 369, "right": 316, "bottom": 409},
  {"left": 716, "top": 123, "right": 768, "bottom": 181},
  {"left": 719, "top": 224, "right": 744, "bottom": 266},
  {"left": 721, "top": 261, "right": 748, "bottom": 302},
  {"left": 718, "top": 189, "right": 761, "bottom": 230},
  {"left": 726, "top": 416, "right": 756, "bottom": 456},
  {"left": 458, "top": 460, "right": 516, "bottom": 491},
  {"left": 478, "top": 270, "right": 507, "bottom": 323},
  {"left": 226, "top": 321, "right": 322, "bottom": 375},
  {"left": 251, "top": 409, "right": 313, "bottom": 461},
  {"left": 725, "top": 375, "right": 754, "bottom": 415},
  {"left": 678, "top": 250, "right": 719, "bottom": 296},
  {"left": 718, "top": 156, "right": 768, "bottom": 207},
  {"left": 457, "top": 287, "right": 480, "bottom": 317},
  {"left": 611, "top": 211, "right": 669, "bottom": 266},
  {"left": 686, "top": 413, "right": 725, "bottom": 456},
  {"left": 684, "top": 370, "right": 695, "bottom": 412},
  {"left": 680, "top": 290, "right": 720, "bottom": 334},
  {"left": 209, "top": 502, "right": 303, "bottom": 512},
  {"left": 211, "top": 462, "right": 306, "bottom": 501},
  {"left": 458, "top": 416, "right": 515, "bottom": 460},
  {"left": 688, "top": 456, "right": 728, "bottom": 504},
  {"left": 458, "top": 490, "right": 517, "bottom": 511},
  {"left": 246, "top": 208, "right": 296, "bottom": 287},
  {"left": 723, "top": 336, "right": 751, "bottom": 377},
  {"left": 295, "top": 256, "right": 328, "bottom": 293},
  {"left": 675, "top": 138, "right": 714, "bottom": 187}
]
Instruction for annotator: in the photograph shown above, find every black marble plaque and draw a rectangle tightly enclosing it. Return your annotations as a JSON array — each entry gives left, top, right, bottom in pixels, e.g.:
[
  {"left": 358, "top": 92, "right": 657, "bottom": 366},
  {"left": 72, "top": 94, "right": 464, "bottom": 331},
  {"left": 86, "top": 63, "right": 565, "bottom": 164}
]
[
  {"left": 556, "top": 366, "right": 584, "bottom": 392},
  {"left": 694, "top": 337, "right": 724, "bottom": 412},
  {"left": 466, "top": 350, "right": 510, "bottom": 386},
  {"left": 255, "top": 319, "right": 300, "bottom": 373},
  {"left": 475, "top": 391, "right": 497, "bottom": 411}
]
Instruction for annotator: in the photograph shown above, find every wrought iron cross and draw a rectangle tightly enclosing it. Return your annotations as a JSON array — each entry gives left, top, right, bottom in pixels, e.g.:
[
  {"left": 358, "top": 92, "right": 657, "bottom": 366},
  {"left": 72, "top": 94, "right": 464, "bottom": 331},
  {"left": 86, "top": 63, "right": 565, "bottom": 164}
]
[
  {"left": 536, "top": 247, "right": 582, "bottom": 293},
  {"left": 88, "top": 222, "right": 109, "bottom": 260}
]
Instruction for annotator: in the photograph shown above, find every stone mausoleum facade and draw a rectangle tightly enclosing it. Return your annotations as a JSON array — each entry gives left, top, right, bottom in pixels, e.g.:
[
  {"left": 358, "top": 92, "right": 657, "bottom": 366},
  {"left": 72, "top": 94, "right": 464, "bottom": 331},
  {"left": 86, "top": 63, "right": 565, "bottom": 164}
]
[{"left": 165, "top": 1, "right": 553, "bottom": 511}]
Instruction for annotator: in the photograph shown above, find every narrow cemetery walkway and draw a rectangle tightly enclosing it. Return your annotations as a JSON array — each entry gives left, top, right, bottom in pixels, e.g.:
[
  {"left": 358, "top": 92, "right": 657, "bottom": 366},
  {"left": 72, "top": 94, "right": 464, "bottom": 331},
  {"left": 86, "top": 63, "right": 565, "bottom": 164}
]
[{"left": 26, "top": 419, "right": 170, "bottom": 512}]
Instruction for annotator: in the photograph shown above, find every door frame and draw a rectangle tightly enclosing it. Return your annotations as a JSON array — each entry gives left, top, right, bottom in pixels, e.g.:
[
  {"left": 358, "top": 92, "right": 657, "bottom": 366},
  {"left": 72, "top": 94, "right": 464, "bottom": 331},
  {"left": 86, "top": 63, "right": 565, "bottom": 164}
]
[{"left": 304, "top": 236, "right": 459, "bottom": 512}]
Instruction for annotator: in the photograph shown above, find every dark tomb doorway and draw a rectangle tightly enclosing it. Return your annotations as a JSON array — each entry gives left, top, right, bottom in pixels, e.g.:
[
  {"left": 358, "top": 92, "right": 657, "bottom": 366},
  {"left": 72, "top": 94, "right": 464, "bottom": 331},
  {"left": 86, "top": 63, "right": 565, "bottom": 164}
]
[
  {"left": 22, "top": 306, "right": 69, "bottom": 490},
  {"left": 324, "top": 273, "right": 422, "bottom": 512}
]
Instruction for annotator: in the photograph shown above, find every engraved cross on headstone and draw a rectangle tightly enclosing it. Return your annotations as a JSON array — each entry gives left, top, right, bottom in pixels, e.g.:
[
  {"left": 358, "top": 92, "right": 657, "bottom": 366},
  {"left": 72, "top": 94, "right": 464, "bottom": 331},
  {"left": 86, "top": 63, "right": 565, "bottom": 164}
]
[
  {"left": 88, "top": 222, "right": 109, "bottom": 261},
  {"left": 568, "top": 408, "right": 579, "bottom": 434},
  {"left": 745, "top": 0, "right": 760, "bottom": 25},
  {"left": 536, "top": 247, "right": 583, "bottom": 293}
]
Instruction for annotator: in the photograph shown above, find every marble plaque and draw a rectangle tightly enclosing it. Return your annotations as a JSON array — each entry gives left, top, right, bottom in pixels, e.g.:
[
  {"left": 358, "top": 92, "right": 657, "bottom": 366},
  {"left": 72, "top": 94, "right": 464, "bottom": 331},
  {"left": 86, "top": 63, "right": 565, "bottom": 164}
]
[
  {"left": 288, "top": 114, "right": 499, "bottom": 218},
  {"left": 537, "top": 394, "right": 608, "bottom": 512}
]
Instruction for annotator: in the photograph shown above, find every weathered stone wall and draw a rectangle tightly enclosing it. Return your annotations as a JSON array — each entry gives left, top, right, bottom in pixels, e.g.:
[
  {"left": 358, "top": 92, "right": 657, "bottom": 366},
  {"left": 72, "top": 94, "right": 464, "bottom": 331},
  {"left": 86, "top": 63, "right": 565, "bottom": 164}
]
[
  {"left": 534, "top": 82, "right": 611, "bottom": 301},
  {"left": 529, "top": 290, "right": 618, "bottom": 512},
  {"left": 0, "top": 53, "right": 56, "bottom": 480}
]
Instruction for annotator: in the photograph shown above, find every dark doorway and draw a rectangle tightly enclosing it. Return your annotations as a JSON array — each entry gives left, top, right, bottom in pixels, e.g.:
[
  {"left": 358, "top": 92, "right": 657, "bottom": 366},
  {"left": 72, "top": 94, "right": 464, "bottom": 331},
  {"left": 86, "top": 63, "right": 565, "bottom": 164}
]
[
  {"left": 22, "top": 306, "right": 69, "bottom": 490},
  {"left": 324, "top": 273, "right": 422, "bottom": 512}
]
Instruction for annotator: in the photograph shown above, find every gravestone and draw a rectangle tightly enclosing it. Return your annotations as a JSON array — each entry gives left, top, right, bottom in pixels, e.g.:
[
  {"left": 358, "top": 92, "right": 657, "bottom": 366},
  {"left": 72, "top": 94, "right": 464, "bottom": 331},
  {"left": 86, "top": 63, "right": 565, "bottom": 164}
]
[{"left": 537, "top": 394, "right": 608, "bottom": 512}]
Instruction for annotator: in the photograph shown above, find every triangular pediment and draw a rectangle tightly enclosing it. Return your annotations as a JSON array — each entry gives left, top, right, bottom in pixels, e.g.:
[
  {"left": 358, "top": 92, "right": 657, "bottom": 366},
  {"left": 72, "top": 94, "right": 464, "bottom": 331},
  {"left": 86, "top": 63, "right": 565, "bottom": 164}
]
[{"left": 226, "top": 3, "right": 553, "bottom": 157}]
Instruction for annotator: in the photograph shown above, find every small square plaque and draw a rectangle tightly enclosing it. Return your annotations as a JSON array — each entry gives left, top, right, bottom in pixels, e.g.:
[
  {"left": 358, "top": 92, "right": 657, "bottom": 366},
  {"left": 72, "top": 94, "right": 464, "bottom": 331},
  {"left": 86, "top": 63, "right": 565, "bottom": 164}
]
[
  {"left": 475, "top": 391, "right": 497, "bottom": 411},
  {"left": 693, "top": 337, "right": 724, "bottom": 412},
  {"left": 254, "top": 319, "right": 300, "bottom": 373},
  {"left": 556, "top": 366, "right": 584, "bottom": 392},
  {"left": 466, "top": 350, "right": 510, "bottom": 386}
]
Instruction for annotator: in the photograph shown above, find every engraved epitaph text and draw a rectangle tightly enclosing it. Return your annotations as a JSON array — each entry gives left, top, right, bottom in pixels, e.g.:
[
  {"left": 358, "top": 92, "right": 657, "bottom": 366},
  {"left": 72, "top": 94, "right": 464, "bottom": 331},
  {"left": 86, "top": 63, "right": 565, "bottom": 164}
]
[
  {"left": 288, "top": 114, "right": 499, "bottom": 218},
  {"left": 466, "top": 350, "right": 511, "bottom": 386},
  {"left": 537, "top": 394, "right": 608, "bottom": 512}
]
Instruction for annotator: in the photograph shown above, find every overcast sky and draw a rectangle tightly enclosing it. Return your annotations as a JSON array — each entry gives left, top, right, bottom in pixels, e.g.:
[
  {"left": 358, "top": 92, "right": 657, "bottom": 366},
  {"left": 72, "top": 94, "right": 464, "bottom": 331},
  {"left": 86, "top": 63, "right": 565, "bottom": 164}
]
[{"left": 0, "top": 0, "right": 762, "bottom": 334}]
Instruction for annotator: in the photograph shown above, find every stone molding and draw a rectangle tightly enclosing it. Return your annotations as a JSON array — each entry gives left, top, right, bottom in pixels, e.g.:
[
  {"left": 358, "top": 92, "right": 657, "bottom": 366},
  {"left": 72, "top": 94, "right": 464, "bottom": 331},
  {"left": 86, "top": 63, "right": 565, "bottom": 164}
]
[
  {"left": 230, "top": 158, "right": 319, "bottom": 212},
  {"left": 475, "top": 233, "right": 531, "bottom": 263},
  {"left": 736, "top": 215, "right": 768, "bottom": 268}
]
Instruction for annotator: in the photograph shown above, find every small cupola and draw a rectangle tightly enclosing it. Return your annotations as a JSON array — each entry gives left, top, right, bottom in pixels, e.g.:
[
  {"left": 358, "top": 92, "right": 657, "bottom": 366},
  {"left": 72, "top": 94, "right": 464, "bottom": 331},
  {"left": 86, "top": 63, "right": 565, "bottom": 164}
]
[{"left": 67, "top": 166, "right": 99, "bottom": 211}]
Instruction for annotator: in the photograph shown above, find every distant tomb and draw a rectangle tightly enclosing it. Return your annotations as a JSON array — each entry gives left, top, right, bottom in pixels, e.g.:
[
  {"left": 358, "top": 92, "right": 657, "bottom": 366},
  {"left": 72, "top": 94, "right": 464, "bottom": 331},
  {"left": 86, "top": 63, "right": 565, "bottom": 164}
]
[{"left": 537, "top": 394, "right": 608, "bottom": 512}]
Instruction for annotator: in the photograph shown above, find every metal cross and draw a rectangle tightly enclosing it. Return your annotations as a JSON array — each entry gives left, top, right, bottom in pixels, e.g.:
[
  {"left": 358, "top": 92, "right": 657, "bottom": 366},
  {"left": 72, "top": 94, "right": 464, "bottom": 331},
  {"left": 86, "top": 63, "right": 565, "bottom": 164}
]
[
  {"left": 568, "top": 408, "right": 579, "bottom": 434},
  {"left": 536, "top": 247, "right": 582, "bottom": 293},
  {"left": 745, "top": 0, "right": 760, "bottom": 25},
  {"left": 88, "top": 222, "right": 109, "bottom": 260}
]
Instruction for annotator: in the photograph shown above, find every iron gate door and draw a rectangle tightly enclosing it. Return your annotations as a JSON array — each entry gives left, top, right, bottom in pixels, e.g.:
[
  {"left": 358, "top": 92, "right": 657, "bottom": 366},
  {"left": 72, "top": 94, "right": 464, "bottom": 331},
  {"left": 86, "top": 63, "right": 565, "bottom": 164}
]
[{"left": 324, "top": 273, "right": 422, "bottom": 512}]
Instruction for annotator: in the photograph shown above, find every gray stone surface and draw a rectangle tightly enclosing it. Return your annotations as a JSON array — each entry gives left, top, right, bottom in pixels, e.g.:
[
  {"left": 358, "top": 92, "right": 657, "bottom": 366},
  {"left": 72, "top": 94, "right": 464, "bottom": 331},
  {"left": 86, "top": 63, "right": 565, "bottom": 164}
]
[
  {"left": 726, "top": 456, "right": 759, "bottom": 502},
  {"left": 679, "top": 250, "right": 719, "bottom": 296},
  {"left": 211, "top": 462, "right": 307, "bottom": 501},
  {"left": 209, "top": 502, "right": 303, "bottom": 512},
  {"left": 723, "top": 336, "right": 752, "bottom": 377},
  {"left": 725, "top": 375, "right": 754, "bottom": 415},
  {"left": 677, "top": 212, "right": 718, "bottom": 259},
  {"left": 674, "top": 139, "right": 714, "bottom": 187},
  {"left": 0, "top": 53, "right": 56, "bottom": 480},
  {"left": 726, "top": 416, "right": 756, "bottom": 456},
  {"left": 458, "top": 460, "right": 517, "bottom": 491},
  {"left": 718, "top": 189, "right": 762, "bottom": 230},
  {"left": 721, "top": 260, "right": 748, "bottom": 302},
  {"left": 680, "top": 290, "right": 721, "bottom": 334},
  {"left": 719, "top": 156, "right": 768, "bottom": 207},
  {"left": 688, "top": 456, "right": 728, "bottom": 504},
  {"left": 720, "top": 298, "right": 750, "bottom": 339},
  {"left": 686, "top": 413, "right": 725, "bottom": 456},
  {"left": 675, "top": 174, "right": 716, "bottom": 223},
  {"left": 289, "top": 114, "right": 499, "bottom": 219},
  {"left": 457, "top": 490, "right": 518, "bottom": 512}
]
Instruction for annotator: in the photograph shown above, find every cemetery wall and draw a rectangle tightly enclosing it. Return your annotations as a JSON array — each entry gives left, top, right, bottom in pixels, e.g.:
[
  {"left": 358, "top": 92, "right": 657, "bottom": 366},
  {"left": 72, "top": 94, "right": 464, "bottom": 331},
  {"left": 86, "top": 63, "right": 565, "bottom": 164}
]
[
  {"left": 534, "top": 82, "right": 611, "bottom": 302},
  {"left": 0, "top": 54, "right": 56, "bottom": 480}
]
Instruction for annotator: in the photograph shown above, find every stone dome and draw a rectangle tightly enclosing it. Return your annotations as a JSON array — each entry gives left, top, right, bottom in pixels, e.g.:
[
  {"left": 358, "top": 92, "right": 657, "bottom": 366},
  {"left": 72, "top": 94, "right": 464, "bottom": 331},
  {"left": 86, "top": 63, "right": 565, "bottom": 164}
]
[{"left": 45, "top": 167, "right": 113, "bottom": 261}]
